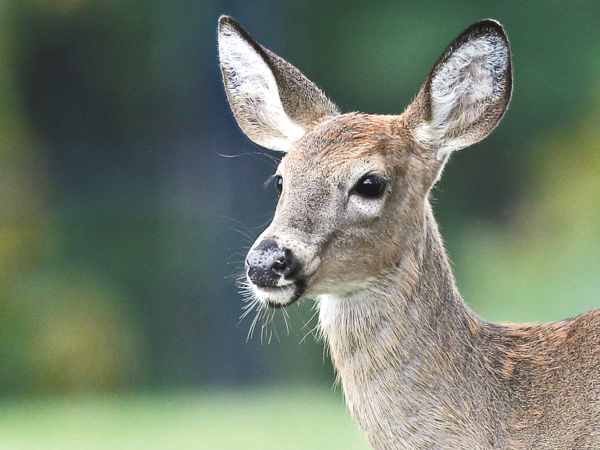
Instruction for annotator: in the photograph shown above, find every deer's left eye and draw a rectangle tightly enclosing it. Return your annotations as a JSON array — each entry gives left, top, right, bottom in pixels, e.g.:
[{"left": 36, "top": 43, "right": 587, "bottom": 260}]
[{"left": 352, "top": 175, "right": 388, "bottom": 199}]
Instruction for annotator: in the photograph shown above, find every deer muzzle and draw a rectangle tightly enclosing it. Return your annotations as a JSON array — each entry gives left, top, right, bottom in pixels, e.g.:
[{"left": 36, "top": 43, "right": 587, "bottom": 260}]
[{"left": 245, "top": 238, "right": 306, "bottom": 307}]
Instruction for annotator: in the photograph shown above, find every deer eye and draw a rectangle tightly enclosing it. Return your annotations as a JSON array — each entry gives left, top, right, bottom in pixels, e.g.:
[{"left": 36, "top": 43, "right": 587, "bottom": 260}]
[
  {"left": 352, "top": 175, "right": 388, "bottom": 199},
  {"left": 274, "top": 175, "right": 283, "bottom": 194}
]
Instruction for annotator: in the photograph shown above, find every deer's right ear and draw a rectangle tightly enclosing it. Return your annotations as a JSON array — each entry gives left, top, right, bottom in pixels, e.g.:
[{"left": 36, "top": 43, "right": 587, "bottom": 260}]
[{"left": 218, "top": 16, "right": 339, "bottom": 152}]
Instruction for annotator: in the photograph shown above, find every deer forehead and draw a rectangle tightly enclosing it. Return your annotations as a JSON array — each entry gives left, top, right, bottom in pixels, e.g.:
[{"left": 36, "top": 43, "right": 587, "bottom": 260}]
[{"left": 281, "top": 113, "right": 412, "bottom": 180}]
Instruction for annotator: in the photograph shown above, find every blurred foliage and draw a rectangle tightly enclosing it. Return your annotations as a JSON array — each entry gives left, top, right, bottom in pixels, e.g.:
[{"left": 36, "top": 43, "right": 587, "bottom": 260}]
[
  {"left": 0, "top": 0, "right": 157, "bottom": 395},
  {"left": 1, "top": 268, "right": 145, "bottom": 393},
  {"left": 0, "top": 0, "right": 598, "bottom": 400},
  {"left": 456, "top": 107, "right": 600, "bottom": 322}
]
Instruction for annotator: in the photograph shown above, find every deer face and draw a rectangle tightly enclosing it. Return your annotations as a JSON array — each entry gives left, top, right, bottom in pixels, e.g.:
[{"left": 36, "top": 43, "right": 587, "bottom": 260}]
[
  {"left": 247, "top": 113, "right": 434, "bottom": 307},
  {"left": 218, "top": 16, "right": 511, "bottom": 308}
]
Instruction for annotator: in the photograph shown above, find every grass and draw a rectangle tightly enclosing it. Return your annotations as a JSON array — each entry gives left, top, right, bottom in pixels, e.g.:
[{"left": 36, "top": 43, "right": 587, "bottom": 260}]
[{"left": 0, "top": 387, "right": 371, "bottom": 450}]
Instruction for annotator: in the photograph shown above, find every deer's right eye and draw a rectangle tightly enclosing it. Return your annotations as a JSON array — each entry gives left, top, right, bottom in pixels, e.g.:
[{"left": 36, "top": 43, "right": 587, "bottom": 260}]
[{"left": 274, "top": 175, "right": 283, "bottom": 194}]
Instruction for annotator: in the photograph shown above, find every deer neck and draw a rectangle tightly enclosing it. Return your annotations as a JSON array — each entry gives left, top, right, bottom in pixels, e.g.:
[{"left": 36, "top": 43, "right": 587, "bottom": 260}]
[
  {"left": 317, "top": 204, "right": 472, "bottom": 368},
  {"left": 317, "top": 205, "right": 503, "bottom": 448}
]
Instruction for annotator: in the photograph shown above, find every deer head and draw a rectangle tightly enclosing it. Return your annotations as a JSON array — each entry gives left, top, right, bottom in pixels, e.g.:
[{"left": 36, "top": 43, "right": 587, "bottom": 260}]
[{"left": 218, "top": 16, "right": 511, "bottom": 310}]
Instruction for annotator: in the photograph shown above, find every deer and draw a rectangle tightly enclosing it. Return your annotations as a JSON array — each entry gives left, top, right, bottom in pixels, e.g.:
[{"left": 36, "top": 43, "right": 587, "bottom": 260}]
[{"left": 217, "top": 15, "right": 600, "bottom": 450}]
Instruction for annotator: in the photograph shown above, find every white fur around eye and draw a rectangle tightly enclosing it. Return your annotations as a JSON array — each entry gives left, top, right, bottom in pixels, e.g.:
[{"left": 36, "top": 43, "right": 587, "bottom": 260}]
[
  {"left": 218, "top": 28, "right": 306, "bottom": 151},
  {"left": 349, "top": 194, "right": 386, "bottom": 217}
]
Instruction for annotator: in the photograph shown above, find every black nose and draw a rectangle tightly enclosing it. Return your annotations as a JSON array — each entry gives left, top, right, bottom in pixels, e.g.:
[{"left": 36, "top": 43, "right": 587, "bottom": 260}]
[{"left": 245, "top": 239, "right": 300, "bottom": 287}]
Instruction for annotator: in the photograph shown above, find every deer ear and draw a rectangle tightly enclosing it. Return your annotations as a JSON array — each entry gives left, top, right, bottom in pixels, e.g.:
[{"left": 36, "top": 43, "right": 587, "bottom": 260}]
[
  {"left": 218, "top": 16, "right": 339, "bottom": 152},
  {"left": 411, "top": 20, "right": 512, "bottom": 158}
]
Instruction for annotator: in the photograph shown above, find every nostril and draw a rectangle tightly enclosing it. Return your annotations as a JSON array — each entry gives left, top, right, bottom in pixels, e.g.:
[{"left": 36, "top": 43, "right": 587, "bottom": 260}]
[
  {"left": 270, "top": 247, "right": 296, "bottom": 273},
  {"left": 270, "top": 248, "right": 288, "bottom": 271},
  {"left": 282, "top": 248, "right": 299, "bottom": 278},
  {"left": 271, "top": 259, "right": 286, "bottom": 272}
]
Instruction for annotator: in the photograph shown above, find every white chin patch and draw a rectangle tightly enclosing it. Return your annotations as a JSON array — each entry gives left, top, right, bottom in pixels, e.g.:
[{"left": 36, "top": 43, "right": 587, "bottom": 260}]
[{"left": 250, "top": 281, "right": 297, "bottom": 307}]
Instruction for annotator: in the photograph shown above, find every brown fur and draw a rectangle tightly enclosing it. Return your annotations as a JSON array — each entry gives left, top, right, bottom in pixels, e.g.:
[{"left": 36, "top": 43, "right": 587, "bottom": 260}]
[{"left": 219, "top": 16, "right": 600, "bottom": 449}]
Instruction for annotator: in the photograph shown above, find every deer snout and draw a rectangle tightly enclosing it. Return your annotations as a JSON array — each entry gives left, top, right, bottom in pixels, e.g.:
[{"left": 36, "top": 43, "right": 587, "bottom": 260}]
[{"left": 246, "top": 239, "right": 300, "bottom": 288}]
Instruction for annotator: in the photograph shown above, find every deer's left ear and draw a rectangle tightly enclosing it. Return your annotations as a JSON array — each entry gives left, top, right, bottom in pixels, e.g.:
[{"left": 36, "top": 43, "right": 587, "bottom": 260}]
[
  {"left": 409, "top": 20, "right": 512, "bottom": 158},
  {"left": 218, "top": 16, "right": 339, "bottom": 152}
]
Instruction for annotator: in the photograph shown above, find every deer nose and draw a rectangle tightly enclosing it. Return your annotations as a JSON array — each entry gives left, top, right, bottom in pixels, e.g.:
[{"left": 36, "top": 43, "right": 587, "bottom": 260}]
[{"left": 246, "top": 239, "right": 300, "bottom": 287}]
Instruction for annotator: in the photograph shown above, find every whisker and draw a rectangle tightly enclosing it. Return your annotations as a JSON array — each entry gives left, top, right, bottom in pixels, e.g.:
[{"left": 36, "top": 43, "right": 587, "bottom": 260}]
[
  {"left": 300, "top": 322, "right": 320, "bottom": 345},
  {"left": 281, "top": 307, "right": 291, "bottom": 336},
  {"left": 301, "top": 307, "right": 320, "bottom": 331},
  {"left": 219, "top": 149, "right": 281, "bottom": 169}
]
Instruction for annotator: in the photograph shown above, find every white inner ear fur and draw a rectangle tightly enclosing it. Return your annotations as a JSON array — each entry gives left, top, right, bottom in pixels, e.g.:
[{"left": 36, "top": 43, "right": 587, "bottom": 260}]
[
  {"left": 415, "top": 34, "right": 509, "bottom": 158},
  {"left": 219, "top": 28, "right": 306, "bottom": 152}
]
